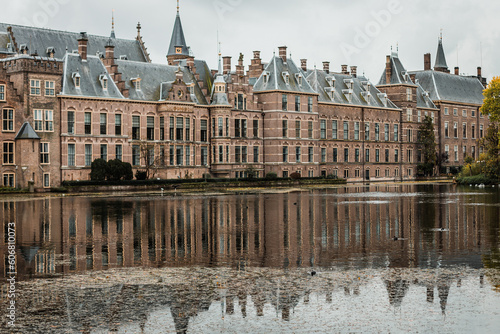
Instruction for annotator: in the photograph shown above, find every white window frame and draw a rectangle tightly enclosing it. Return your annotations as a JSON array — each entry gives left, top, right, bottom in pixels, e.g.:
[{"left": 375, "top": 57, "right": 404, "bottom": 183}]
[
  {"left": 45, "top": 80, "right": 55, "bottom": 96},
  {"left": 30, "top": 79, "right": 41, "bottom": 96}
]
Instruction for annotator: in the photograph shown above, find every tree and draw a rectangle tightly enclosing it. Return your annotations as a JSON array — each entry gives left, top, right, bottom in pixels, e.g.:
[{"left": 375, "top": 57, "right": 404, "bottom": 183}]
[
  {"left": 480, "top": 122, "right": 499, "bottom": 158},
  {"left": 90, "top": 159, "right": 108, "bottom": 181},
  {"left": 417, "top": 115, "right": 438, "bottom": 176},
  {"left": 481, "top": 76, "right": 500, "bottom": 123},
  {"left": 137, "top": 141, "right": 162, "bottom": 180}
]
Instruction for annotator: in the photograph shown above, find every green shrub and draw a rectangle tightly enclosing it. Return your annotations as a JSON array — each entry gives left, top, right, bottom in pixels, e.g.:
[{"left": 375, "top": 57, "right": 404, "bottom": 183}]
[
  {"left": 290, "top": 172, "right": 301, "bottom": 180},
  {"left": 456, "top": 174, "right": 495, "bottom": 185},
  {"left": 135, "top": 170, "right": 147, "bottom": 180},
  {"left": 90, "top": 159, "right": 108, "bottom": 181},
  {"left": 265, "top": 172, "right": 278, "bottom": 179}
]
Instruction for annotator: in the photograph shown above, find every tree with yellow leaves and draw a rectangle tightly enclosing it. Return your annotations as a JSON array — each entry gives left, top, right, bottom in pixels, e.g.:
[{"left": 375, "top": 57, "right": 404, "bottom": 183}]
[{"left": 481, "top": 76, "right": 500, "bottom": 122}]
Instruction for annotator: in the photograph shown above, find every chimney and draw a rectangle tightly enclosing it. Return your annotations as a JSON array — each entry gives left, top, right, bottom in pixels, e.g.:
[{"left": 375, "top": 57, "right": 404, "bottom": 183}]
[
  {"left": 323, "top": 61, "right": 330, "bottom": 74},
  {"left": 78, "top": 32, "right": 88, "bottom": 60},
  {"left": 223, "top": 56, "right": 232, "bottom": 75},
  {"left": 455, "top": 66, "right": 459, "bottom": 75},
  {"left": 385, "top": 56, "right": 392, "bottom": 84},
  {"left": 105, "top": 40, "right": 115, "bottom": 61},
  {"left": 477, "top": 66, "right": 482, "bottom": 78},
  {"left": 249, "top": 51, "right": 263, "bottom": 79},
  {"left": 424, "top": 53, "right": 431, "bottom": 71},
  {"left": 186, "top": 57, "right": 195, "bottom": 73},
  {"left": 341, "top": 64, "right": 349, "bottom": 75},
  {"left": 236, "top": 53, "right": 244, "bottom": 76},
  {"left": 300, "top": 59, "right": 307, "bottom": 71},
  {"left": 410, "top": 73, "right": 416, "bottom": 83},
  {"left": 278, "top": 46, "right": 287, "bottom": 62},
  {"left": 253, "top": 50, "right": 261, "bottom": 59},
  {"left": 350, "top": 66, "right": 357, "bottom": 78}
]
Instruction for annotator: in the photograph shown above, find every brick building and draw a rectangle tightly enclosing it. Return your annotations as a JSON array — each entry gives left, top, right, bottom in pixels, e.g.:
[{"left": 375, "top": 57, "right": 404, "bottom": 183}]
[{"left": 0, "top": 8, "right": 488, "bottom": 189}]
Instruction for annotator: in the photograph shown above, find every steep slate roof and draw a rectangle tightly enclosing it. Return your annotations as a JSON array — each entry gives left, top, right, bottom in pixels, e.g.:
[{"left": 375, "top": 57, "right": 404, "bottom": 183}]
[
  {"left": 0, "top": 23, "right": 148, "bottom": 62},
  {"left": 62, "top": 53, "right": 124, "bottom": 99},
  {"left": 0, "top": 32, "right": 14, "bottom": 54},
  {"left": 378, "top": 53, "right": 437, "bottom": 110},
  {"left": 210, "top": 75, "right": 231, "bottom": 106},
  {"left": 15, "top": 122, "right": 40, "bottom": 139},
  {"left": 253, "top": 56, "right": 316, "bottom": 94},
  {"left": 116, "top": 60, "right": 207, "bottom": 104},
  {"left": 307, "top": 68, "right": 399, "bottom": 109},
  {"left": 410, "top": 70, "right": 485, "bottom": 105},
  {"left": 167, "top": 13, "right": 190, "bottom": 57},
  {"left": 434, "top": 39, "right": 448, "bottom": 70},
  {"left": 177, "top": 58, "right": 213, "bottom": 94}
]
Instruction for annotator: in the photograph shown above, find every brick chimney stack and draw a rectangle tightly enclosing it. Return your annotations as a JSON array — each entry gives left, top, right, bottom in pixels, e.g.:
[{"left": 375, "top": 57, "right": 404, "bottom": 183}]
[
  {"left": 477, "top": 66, "right": 482, "bottom": 78},
  {"left": 455, "top": 67, "right": 459, "bottom": 75},
  {"left": 424, "top": 53, "right": 431, "bottom": 71},
  {"left": 341, "top": 64, "right": 349, "bottom": 75},
  {"left": 351, "top": 66, "right": 357, "bottom": 78},
  {"left": 278, "top": 46, "right": 287, "bottom": 62},
  {"left": 301, "top": 59, "right": 307, "bottom": 71},
  {"left": 323, "top": 61, "right": 330, "bottom": 74},
  {"left": 223, "top": 56, "right": 231, "bottom": 75},
  {"left": 249, "top": 51, "right": 263, "bottom": 78},
  {"left": 78, "top": 32, "right": 88, "bottom": 60}
]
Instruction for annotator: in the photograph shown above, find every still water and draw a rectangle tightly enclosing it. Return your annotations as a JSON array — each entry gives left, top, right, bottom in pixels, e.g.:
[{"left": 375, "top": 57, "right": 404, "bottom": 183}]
[{"left": 1, "top": 183, "right": 500, "bottom": 333}]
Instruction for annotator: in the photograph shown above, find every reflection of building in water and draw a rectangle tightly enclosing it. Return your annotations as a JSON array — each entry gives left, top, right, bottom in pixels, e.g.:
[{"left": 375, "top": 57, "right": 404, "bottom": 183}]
[{"left": 0, "top": 185, "right": 496, "bottom": 277}]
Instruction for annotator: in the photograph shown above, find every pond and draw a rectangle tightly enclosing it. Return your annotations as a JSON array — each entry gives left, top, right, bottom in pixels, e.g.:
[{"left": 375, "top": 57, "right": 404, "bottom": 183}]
[{"left": 1, "top": 183, "right": 500, "bottom": 333}]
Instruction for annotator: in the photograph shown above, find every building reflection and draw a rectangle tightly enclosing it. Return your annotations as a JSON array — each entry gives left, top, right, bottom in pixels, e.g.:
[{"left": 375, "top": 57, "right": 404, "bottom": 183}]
[{"left": 1, "top": 185, "right": 499, "bottom": 331}]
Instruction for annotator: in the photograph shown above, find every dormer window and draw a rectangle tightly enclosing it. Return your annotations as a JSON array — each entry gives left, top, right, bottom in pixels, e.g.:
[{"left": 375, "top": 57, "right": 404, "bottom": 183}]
[
  {"left": 132, "top": 78, "right": 141, "bottom": 91},
  {"left": 46, "top": 47, "right": 55, "bottom": 58},
  {"left": 343, "top": 78, "right": 354, "bottom": 90},
  {"left": 282, "top": 72, "right": 290, "bottom": 85},
  {"left": 20, "top": 44, "right": 28, "bottom": 54},
  {"left": 119, "top": 55, "right": 128, "bottom": 60},
  {"left": 325, "top": 87, "right": 334, "bottom": 101},
  {"left": 263, "top": 71, "right": 270, "bottom": 85},
  {"left": 378, "top": 93, "right": 388, "bottom": 107},
  {"left": 361, "top": 81, "right": 371, "bottom": 92},
  {"left": 189, "top": 84, "right": 195, "bottom": 95},
  {"left": 295, "top": 73, "right": 303, "bottom": 87},
  {"left": 326, "top": 76, "right": 335, "bottom": 87},
  {"left": 342, "top": 89, "right": 353, "bottom": 103},
  {"left": 72, "top": 72, "right": 81, "bottom": 89},
  {"left": 99, "top": 74, "right": 108, "bottom": 90}
]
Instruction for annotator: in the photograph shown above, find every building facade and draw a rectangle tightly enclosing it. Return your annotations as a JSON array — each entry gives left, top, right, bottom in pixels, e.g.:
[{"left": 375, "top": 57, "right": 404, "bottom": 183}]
[{"left": 0, "top": 8, "right": 488, "bottom": 189}]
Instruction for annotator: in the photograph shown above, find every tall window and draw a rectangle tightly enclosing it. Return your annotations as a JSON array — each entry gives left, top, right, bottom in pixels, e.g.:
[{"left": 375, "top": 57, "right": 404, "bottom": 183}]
[
  {"left": 384, "top": 124, "right": 389, "bottom": 141},
  {"left": 115, "top": 144, "right": 122, "bottom": 161},
  {"left": 0, "top": 84, "right": 5, "bottom": 101},
  {"left": 308, "top": 147, "right": 314, "bottom": 162},
  {"left": 30, "top": 79, "right": 41, "bottom": 95},
  {"left": 375, "top": 123, "right": 380, "bottom": 141},
  {"left": 44, "top": 110, "right": 53, "bottom": 131},
  {"left": 453, "top": 108, "right": 458, "bottom": 116},
  {"left": 295, "top": 120, "right": 301, "bottom": 138},
  {"left": 320, "top": 120, "right": 326, "bottom": 139},
  {"left": 453, "top": 122, "right": 458, "bottom": 138},
  {"left": 176, "top": 117, "right": 183, "bottom": 141},
  {"left": 395, "top": 149, "right": 399, "bottom": 163},
  {"left": 462, "top": 123, "right": 467, "bottom": 138},
  {"left": 34, "top": 109, "right": 43, "bottom": 131},
  {"left": 354, "top": 122, "right": 360, "bottom": 140},
  {"left": 454, "top": 145, "right": 458, "bottom": 162},
  {"left": 365, "top": 149, "right": 370, "bottom": 162},
  {"left": 471, "top": 124, "right": 476, "bottom": 139},
  {"left": 355, "top": 148, "right": 360, "bottom": 162},
  {"left": 68, "top": 143, "right": 75, "bottom": 166},
  {"left": 85, "top": 144, "right": 92, "bottom": 166},
  {"left": 40, "top": 143, "right": 49, "bottom": 164},
  {"left": 45, "top": 81, "right": 55, "bottom": 96},
  {"left": 242, "top": 146, "right": 248, "bottom": 163},
  {"left": 407, "top": 149, "right": 413, "bottom": 163},
  {"left": 343, "top": 121, "right": 349, "bottom": 140},
  {"left": 43, "top": 173, "right": 50, "bottom": 188},
  {"left": 201, "top": 147, "right": 208, "bottom": 166},
  {"left": 332, "top": 120, "right": 338, "bottom": 139},
  {"left": 394, "top": 124, "right": 399, "bottom": 141},
  {"left": 185, "top": 118, "right": 190, "bottom": 141},
  {"left": 132, "top": 116, "right": 140, "bottom": 140},
  {"left": 253, "top": 119, "right": 259, "bottom": 137},
  {"left": 295, "top": 95, "right": 300, "bottom": 111},
  {"left": 308, "top": 121, "right": 313, "bottom": 139},
  {"left": 375, "top": 149, "right": 380, "bottom": 162},
  {"left": 169, "top": 116, "right": 175, "bottom": 140},
  {"left": 100, "top": 144, "right": 107, "bottom": 161},
  {"left": 3, "top": 173, "right": 14, "bottom": 187},
  {"left": 385, "top": 149, "right": 390, "bottom": 163},
  {"left": 406, "top": 109, "right": 412, "bottom": 122},
  {"left": 84, "top": 112, "right": 91, "bottom": 134},
  {"left": 100, "top": 113, "right": 107, "bottom": 135},
  {"left": 445, "top": 122, "right": 449, "bottom": 138},
  {"left": 235, "top": 119, "right": 247, "bottom": 138},
  {"left": 321, "top": 148, "right": 326, "bottom": 163},
  {"left": 406, "top": 87, "right": 412, "bottom": 102},
  {"left": 365, "top": 123, "right": 370, "bottom": 141},
  {"left": 2, "top": 109, "right": 14, "bottom": 132},
  {"left": 282, "top": 94, "right": 288, "bottom": 111},
  {"left": 3, "top": 142, "right": 14, "bottom": 165},
  {"left": 176, "top": 146, "right": 184, "bottom": 165},
  {"left": 147, "top": 116, "right": 155, "bottom": 141},
  {"left": 295, "top": 146, "right": 301, "bottom": 163},
  {"left": 480, "top": 124, "right": 484, "bottom": 138},
  {"left": 283, "top": 146, "right": 288, "bottom": 162},
  {"left": 112, "top": 114, "right": 120, "bottom": 136},
  {"left": 218, "top": 145, "right": 223, "bottom": 163},
  {"left": 254, "top": 146, "right": 259, "bottom": 163},
  {"left": 235, "top": 146, "right": 241, "bottom": 163},
  {"left": 225, "top": 117, "right": 229, "bottom": 137},
  {"left": 132, "top": 145, "right": 140, "bottom": 165},
  {"left": 308, "top": 96, "right": 312, "bottom": 113},
  {"left": 185, "top": 146, "right": 191, "bottom": 165},
  {"left": 218, "top": 117, "right": 223, "bottom": 137},
  {"left": 67, "top": 111, "right": 75, "bottom": 134},
  {"left": 35, "top": 110, "right": 52, "bottom": 131},
  {"left": 282, "top": 119, "right": 288, "bottom": 138},
  {"left": 344, "top": 148, "right": 349, "bottom": 162},
  {"left": 200, "top": 119, "right": 208, "bottom": 142},
  {"left": 333, "top": 148, "right": 338, "bottom": 162},
  {"left": 444, "top": 107, "right": 449, "bottom": 115}
]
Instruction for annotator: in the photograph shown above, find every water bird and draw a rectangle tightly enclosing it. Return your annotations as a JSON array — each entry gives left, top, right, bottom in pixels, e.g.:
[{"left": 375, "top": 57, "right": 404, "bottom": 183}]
[{"left": 310, "top": 270, "right": 316, "bottom": 276}]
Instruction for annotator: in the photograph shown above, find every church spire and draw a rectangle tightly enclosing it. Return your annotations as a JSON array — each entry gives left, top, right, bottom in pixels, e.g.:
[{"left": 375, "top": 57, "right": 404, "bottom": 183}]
[
  {"left": 167, "top": 0, "right": 190, "bottom": 59},
  {"left": 434, "top": 30, "right": 449, "bottom": 73},
  {"left": 110, "top": 9, "right": 116, "bottom": 39}
]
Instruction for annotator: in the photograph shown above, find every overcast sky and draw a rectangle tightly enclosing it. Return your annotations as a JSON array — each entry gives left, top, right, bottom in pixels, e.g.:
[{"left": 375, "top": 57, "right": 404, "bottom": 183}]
[{"left": 1, "top": 0, "right": 499, "bottom": 83}]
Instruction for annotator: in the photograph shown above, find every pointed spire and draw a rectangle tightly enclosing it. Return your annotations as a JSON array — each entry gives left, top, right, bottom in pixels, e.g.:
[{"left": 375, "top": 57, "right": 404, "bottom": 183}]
[
  {"left": 177, "top": 0, "right": 180, "bottom": 15},
  {"left": 434, "top": 31, "right": 449, "bottom": 72},
  {"left": 110, "top": 9, "right": 116, "bottom": 39},
  {"left": 218, "top": 37, "right": 222, "bottom": 75},
  {"left": 167, "top": 1, "right": 190, "bottom": 57}
]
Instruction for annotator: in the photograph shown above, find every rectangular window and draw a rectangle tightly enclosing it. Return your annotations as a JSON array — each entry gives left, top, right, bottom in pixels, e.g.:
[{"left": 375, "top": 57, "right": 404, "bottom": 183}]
[
  {"left": 407, "top": 108, "right": 412, "bottom": 122},
  {"left": 218, "top": 145, "right": 223, "bottom": 163},
  {"left": 283, "top": 146, "right": 288, "bottom": 162},
  {"left": 3, "top": 173, "right": 14, "bottom": 187},
  {"left": 85, "top": 112, "right": 92, "bottom": 134},
  {"left": 295, "top": 120, "right": 301, "bottom": 138},
  {"left": 2, "top": 109, "right": 14, "bottom": 132},
  {"left": 444, "top": 107, "right": 449, "bottom": 115},
  {"left": 132, "top": 116, "right": 140, "bottom": 140},
  {"left": 472, "top": 146, "right": 476, "bottom": 159},
  {"left": 444, "top": 122, "right": 449, "bottom": 138},
  {"left": 235, "top": 146, "right": 241, "bottom": 163},
  {"left": 169, "top": 146, "right": 175, "bottom": 165},
  {"left": 85, "top": 144, "right": 92, "bottom": 166},
  {"left": 344, "top": 148, "right": 349, "bottom": 162},
  {"left": 0, "top": 85, "right": 5, "bottom": 101},
  {"left": 454, "top": 122, "right": 458, "bottom": 138},
  {"left": 201, "top": 119, "right": 208, "bottom": 142},
  {"left": 462, "top": 123, "right": 467, "bottom": 139},
  {"left": 445, "top": 145, "right": 450, "bottom": 161},
  {"left": 333, "top": 148, "right": 338, "bottom": 162},
  {"left": 406, "top": 87, "right": 412, "bottom": 102},
  {"left": 45, "top": 80, "right": 55, "bottom": 96},
  {"left": 44, "top": 110, "right": 53, "bottom": 131},
  {"left": 355, "top": 169, "right": 360, "bottom": 178},
  {"left": 385, "top": 149, "right": 390, "bottom": 163},
  {"left": 218, "top": 117, "right": 223, "bottom": 137},
  {"left": 308, "top": 121, "right": 313, "bottom": 139},
  {"left": 308, "top": 147, "right": 314, "bottom": 162},
  {"left": 185, "top": 118, "right": 191, "bottom": 141},
  {"left": 201, "top": 147, "right": 208, "bottom": 166},
  {"left": 34, "top": 110, "right": 43, "bottom": 131},
  {"left": 169, "top": 116, "right": 175, "bottom": 140},
  {"left": 40, "top": 143, "right": 49, "bottom": 164},
  {"left": 295, "top": 95, "right": 300, "bottom": 112},
  {"left": 453, "top": 108, "right": 458, "bottom": 116},
  {"left": 100, "top": 144, "right": 107, "bottom": 161},
  {"left": 365, "top": 149, "right": 370, "bottom": 162},
  {"left": 30, "top": 79, "right": 41, "bottom": 95},
  {"left": 332, "top": 120, "right": 338, "bottom": 139},
  {"left": 394, "top": 124, "right": 399, "bottom": 141},
  {"left": 282, "top": 94, "right": 288, "bottom": 111},
  {"left": 176, "top": 117, "right": 183, "bottom": 141},
  {"left": 254, "top": 146, "right": 259, "bottom": 163},
  {"left": 160, "top": 116, "right": 165, "bottom": 140},
  {"left": 43, "top": 173, "right": 50, "bottom": 188},
  {"left": 253, "top": 119, "right": 259, "bottom": 137},
  {"left": 321, "top": 148, "right": 326, "bottom": 163},
  {"left": 295, "top": 146, "right": 301, "bottom": 163},
  {"left": 407, "top": 149, "right": 413, "bottom": 163},
  {"left": 344, "top": 170, "right": 349, "bottom": 179},
  {"left": 454, "top": 145, "right": 458, "bottom": 162},
  {"left": 100, "top": 113, "right": 107, "bottom": 135},
  {"left": 176, "top": 146, "right": 184, "bottom": 165},
  {"left": 471, "top": 124, "right": 476, "bottom": 139},
  {"left": 463, "top": 146, "right": 467, "bottom": 160},
  {"left": 355, "top": 148, "right": 360, "bottom": 162},
  {"left": 384, "top": 124, "right": 389, "bottom": 141},
  {"left": 147, "top": 116, "right": 155, "bottom": 141},
  {"left": 463, "top": 109, "right": 467, "bottom": 117},
  {"left": 2, "top": 142, "right": 14, "bottom": 165},
  {"left": 282, "top": 119, "right": 288, "bottom": 138},
  {"left": 132, "top": 145, "right": 140, "bottom": 166},
  {"left": 375, "top": 123, "right": 380, "bottom": 141},
  {"left": 343, "top": 121, "right": 349, "bottom": 140},
  {"left": 67, "top": 110, "right": 74, "bottom": 134},
  {"left": 365, "top": 123, "right": 370, "bottom": 141},
  {"left": 226, "top": 146, "right": 230, "bottom": 163},
  {"left": 242, "top": 146, "right": 247, "bottom": 163},
  {"left": 225, "top": 117, "right": 229, "bottom": 137},
  {"left": 308, "top": 96, "right": 313, "bottom": 112},
  {"left": 185, "top": 146, "right": 191, "bottom": 165},
  {"left": 68, "top": 143, "right": 75, "bottom": 167},
  {"left": 417, "top": 110, "right": 421, "bottom": 123},
  {"left": 375, "top": 149, "right": 380, "bottom": 163},
  {"left": 480, "top": 124, "right": 484, "bottom": 138},
  {"left": 237, "top": 94, "right": 244, "bottom": 110},
  {"left": 116, "top": 145, "right": 122, "bottom": 161},
  {"left": 395, "top": 149, "right": 399, "bottom": 163},
  {"left": 320, "top": 120, "right": 326, "bottom": 139},
  {"left": 354, "top": 122, "right": 360, "bottom": 140}
]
